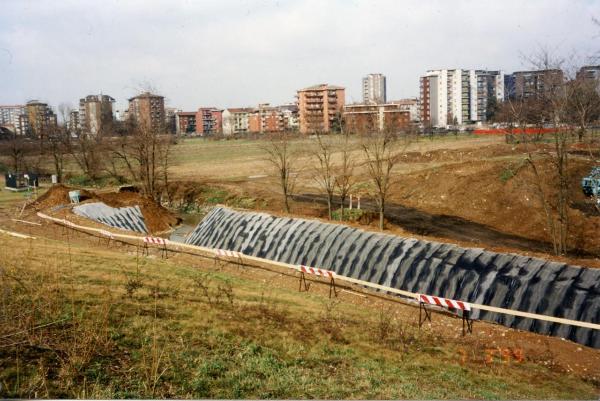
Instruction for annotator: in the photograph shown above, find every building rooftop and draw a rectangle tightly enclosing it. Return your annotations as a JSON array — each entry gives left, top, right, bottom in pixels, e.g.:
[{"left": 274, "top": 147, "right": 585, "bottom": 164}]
[
  {"left": 128, "top": 92, "right": 164, "bottom": 101},
  {"left": 298, "top": 84, "right": 345, "bottom": 92},
  {"left": 227, "top": 107, "right": 255, "bottom": 113}
]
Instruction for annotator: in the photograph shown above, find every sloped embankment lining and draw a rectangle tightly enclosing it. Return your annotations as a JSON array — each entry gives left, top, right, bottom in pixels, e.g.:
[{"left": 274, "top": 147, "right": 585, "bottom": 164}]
[
  {"left": 186, "top": 207, "right": 600, "bottom": 348},
  {"left": 73, "top": 202, "right": 148, "bottom": 233}
]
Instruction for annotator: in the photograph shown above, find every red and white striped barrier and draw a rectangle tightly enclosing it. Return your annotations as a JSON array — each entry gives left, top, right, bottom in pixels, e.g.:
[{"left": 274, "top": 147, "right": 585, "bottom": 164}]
[
  {"left": 214, "top": 249, "right": 242, "bottom": 258},
  {"left": 418, "top": 294, "right": 471, "bottom": 311},
  {"left": 298, "top": 265, "right": 335, "bottom": 278},
  {"left": 143, "top": 236, "right": 168, "bottom": 245}
]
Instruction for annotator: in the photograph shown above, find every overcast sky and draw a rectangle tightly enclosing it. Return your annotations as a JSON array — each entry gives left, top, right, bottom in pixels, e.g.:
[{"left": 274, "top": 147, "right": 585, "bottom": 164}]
[{"left": 1, "top": 0, "right": 599, "bottom": 114}]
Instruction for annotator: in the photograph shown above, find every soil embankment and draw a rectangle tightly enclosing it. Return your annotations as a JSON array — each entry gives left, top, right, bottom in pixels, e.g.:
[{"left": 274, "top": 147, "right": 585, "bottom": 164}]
[{"left": 29, "top": 184, "right": 178, "bottom": 233}]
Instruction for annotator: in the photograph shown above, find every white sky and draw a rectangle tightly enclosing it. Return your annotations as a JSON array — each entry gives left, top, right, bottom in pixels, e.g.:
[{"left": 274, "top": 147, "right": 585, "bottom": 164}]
[{"left": 1, "top": 0, "right": 599, "bottom": 113}]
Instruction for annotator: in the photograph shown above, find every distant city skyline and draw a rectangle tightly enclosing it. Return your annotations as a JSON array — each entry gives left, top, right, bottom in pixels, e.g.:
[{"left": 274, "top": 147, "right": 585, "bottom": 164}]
[{"left": 1, "top": 0, "right": 598, "bottom": 113}]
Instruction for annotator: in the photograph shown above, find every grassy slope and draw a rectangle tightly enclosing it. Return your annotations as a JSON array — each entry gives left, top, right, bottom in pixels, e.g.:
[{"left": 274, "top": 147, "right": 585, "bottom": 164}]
[{"left": 0, "top": 231, "right": 597, "bottom": 399}]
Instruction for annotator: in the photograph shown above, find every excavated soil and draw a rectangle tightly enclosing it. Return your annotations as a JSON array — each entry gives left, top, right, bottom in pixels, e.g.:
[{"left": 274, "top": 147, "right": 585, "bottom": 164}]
[{"left": 29, "top": 184, "right": 178, "bottom": 233}]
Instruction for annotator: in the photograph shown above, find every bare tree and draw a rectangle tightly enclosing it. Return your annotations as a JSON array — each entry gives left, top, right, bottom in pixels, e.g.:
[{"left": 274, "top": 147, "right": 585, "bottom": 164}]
[
  {"left": 312, "top": 133, "right": 335, "bottom": 219},
  {"left": 566, "top": 75, "right": 600, "bottom": 142},
  {"left": 65, "top": 133, "right": 105, "bottom": 182},
  {"left": 127, "top": 119, "right": 171, "bottom": 201},
  {"left": 507, "top": 49, "right": 575, "bottom": 255},
  {"left": 361, "top": 130, "right": 401, "bottom": 230},
  {"left": 334, "top": 129, "right": 355, "bottom": 221},
  {"left": 263, "top": 132, "right": 296, "bottom": 213}
]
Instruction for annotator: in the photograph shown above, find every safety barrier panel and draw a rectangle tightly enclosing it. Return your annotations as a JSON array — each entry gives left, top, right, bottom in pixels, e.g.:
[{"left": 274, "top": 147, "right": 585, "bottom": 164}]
[
  {"left": 298, "top": 265, "right": 338, "bottom": 298},
  {"left": 142, "top": 236, "right": 168, "bottom": 258},
  {"left": 214, "top": 249, "right": 243, "bottom": 258},
  {"left": 33, "top": 212, "right": 600, "bottom": 342},
  {"left": 418, "top": 294, "right": 473, "bottom": 335}
]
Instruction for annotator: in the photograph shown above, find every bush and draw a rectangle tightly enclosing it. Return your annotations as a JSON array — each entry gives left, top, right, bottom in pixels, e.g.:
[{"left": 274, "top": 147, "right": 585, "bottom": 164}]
[{"left": 331, "top": 208, "right": 364, "bottom": 222}]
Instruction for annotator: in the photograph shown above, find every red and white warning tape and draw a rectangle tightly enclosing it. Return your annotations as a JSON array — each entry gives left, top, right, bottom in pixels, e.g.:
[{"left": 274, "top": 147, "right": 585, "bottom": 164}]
[
  {"left": 299, "top": 265, "right": 335, "bottom": 278},
  {"left": 419, "top": 294, "right": 471, "bottom": 311},
  {"left": 214, "top": 249, "right": 242, "bottom": 258},
  {"left": 143, "top": 236, "right": 168, "bottom": 245}
]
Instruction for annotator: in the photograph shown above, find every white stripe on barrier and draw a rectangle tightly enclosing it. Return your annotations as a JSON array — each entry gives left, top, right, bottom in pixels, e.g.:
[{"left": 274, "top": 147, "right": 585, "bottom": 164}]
[
  {"left": 143, "top": 236, "right": 167, "bottom": 245},
  {"left": 214, "top": 249, "right": 242, "bottom": 258},
  {"left": 419, "top": 294, "right": 471, "bottom": 311},
  {"left": 299, "top": 265, "right": 335, "bottom": 278}
]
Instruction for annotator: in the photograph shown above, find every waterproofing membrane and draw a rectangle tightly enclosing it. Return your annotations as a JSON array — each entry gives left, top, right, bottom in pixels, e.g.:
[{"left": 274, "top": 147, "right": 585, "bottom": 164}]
[
  {"left": 73, "top": 202, "right": 148, "bottom": 234},
  {"left": 186, "top": 207, "right": 600, "bottom": 348}
]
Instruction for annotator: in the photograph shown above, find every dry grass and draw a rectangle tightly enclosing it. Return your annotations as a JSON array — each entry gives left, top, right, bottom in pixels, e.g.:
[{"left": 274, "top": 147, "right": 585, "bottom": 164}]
[{"left": 0, "top": 230, "right": 598, "bottom": 399}]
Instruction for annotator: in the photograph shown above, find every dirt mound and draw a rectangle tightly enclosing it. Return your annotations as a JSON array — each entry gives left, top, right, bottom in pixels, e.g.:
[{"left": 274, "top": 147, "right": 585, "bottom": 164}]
[
  {"left": 31, "top": 184, "right": 94, "bottom": 210},
  {"left": 391, "top": 156, "right": 600, "bottom": 256},
  {"left": 31, "top": 184, "right": 178, "bottom": 234},
  {"left": 95, "top": 191, "right": 179, "bottom": 233}
]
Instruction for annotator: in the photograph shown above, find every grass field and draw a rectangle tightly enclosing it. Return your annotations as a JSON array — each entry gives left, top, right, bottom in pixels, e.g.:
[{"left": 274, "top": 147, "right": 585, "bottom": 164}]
[{"left": 0, "top": 227, "right": 598, "bottom": 399}]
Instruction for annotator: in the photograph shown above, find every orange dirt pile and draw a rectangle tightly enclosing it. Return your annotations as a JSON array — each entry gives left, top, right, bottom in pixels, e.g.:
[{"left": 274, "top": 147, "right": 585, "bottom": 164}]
[
  {"left": 30, "top": 184, "right": 178, "bottom": 234},
  {"left": 31, "top": 184, "right": 94, "bottom": 210},
  {"left": 95, "top": 191, "right": 179, "bottom": 233}
]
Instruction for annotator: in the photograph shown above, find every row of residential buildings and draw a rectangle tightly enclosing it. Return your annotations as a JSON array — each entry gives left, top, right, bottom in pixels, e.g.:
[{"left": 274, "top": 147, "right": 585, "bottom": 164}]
[
  {"left": 0, "top": 101, "right": 57, "bottom": 137},
  {"left": 420, "top": 65, "right": 600, "bottom": 128},
  {"left": 2, "top": 66, "right": 599, "bottom": 137}
]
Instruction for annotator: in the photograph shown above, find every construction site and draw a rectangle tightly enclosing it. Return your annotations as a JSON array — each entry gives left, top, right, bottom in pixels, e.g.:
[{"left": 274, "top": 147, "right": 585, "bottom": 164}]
[{"left": 0, "top": 133, "right": 599, "bottom": 398}]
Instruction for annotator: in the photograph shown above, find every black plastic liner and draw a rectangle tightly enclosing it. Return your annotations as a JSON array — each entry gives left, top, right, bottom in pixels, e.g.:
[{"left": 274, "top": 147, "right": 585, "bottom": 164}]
[
  {"left": 186, "top": 207, "right": 600, "bottom": 348},
  {"left": 73, "top": 202, "right": 148, "bottom": 234}
]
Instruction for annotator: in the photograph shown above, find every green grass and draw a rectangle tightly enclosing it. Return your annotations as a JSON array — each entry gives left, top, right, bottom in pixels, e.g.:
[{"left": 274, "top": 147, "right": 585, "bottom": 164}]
[{"left": 0, "top": 232, "right": 597, "bottom": 399}]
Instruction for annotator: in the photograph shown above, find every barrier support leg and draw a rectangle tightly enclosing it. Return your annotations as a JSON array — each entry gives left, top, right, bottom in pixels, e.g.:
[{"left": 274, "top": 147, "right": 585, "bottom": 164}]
[
  {"left": 161, "top": 243, "right": 168, "bottom": 259},
  {"left": 329, "top": 277, "right": 338, "bottom": 298},
  {"left": 143, "top": 243, "right": 149, "bottom": 256},
  {"left": 419, "top": 302, "right": 432, "bottom": 329},
  {"left": 462, "top": 310, "right": 473, "bottom": 336},
  {"left": 299, "top": 272, "right": 310, "bottom": 292}
]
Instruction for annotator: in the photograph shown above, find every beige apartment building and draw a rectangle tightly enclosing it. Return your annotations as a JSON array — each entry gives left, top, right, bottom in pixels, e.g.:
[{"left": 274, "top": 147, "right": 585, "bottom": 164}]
[
  {"left": 78, "top": 94, "right": 115, "bottom": 136},
  {"left": 297, "top": 84, "right": 345, "bottom": 134}
]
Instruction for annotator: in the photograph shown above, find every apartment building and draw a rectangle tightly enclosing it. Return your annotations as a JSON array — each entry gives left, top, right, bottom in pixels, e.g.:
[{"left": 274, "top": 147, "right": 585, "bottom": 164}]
[
  {"left": 344, "top": 103, "right": 410, "bottom": 133},
  {"left": 68, "top": 110, "right": 80, "bottom": 134},
  {"left": 505, "top": 69, "right": 564, "bottom": 100},
  {"left": 278, "top": 103, "right": 299, "bottom": 131},
  {"left": 175, "top": 112, "right": 197, "bottom": 134},
  {"left": 25, "top": 100, "right": 57, "bottom": 138},
  {"left": 222, "top": 108, "right": 253, "bottom": 135},
  {"left": 577, "top": 65, "right": 600, "bottom": 81},
  {"left": 419, "top": 69, "right": 503, "bottom": 128},
  {"left": 297, "top": 84, "right": 345, "bottom": 134},
  {"left": 164, "top": 107, "right": 179, "bottom": 134},
  {"left": 196, "top": 108, "right": 223, "bottom": 135},
  {"left": 362, "top": 73, "right": 387, "bottom": 104},
  {"left": 0, "top": 105, "right": 27, "bottom": 136},
  {"left": 78, "top": 94, "right": 115, "bottom": 136},
  {"left": 390, "top": 98, "right": 420, "bottom": 122},
  {"left": 128, "top": 92, "right": 165, "bottom": 133}
]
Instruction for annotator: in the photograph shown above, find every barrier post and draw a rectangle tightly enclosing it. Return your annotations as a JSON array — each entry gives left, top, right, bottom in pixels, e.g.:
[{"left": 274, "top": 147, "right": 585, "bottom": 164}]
[
  {"left": 299, "top": 271, "right": 310, "bottom": 292},
  {"left": 462, "top": 310, "right": 473, "bottom": 336},
  {"left": 161, "top": 242, "right": 168, "bottom": 259},
  {"left": 418, "top": 294, "right": 471, "bottom": 335},
  {"left": 328, "top": 276, "right": 338, "bottom": 299},
  {"left": 418, "top": 301, "right": 432, "bottom": 328}
]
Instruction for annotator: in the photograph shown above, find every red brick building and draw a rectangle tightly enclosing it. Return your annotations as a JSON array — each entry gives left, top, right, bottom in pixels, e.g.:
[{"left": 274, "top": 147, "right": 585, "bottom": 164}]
[{"left": 343, "top": 103, "right": 411, "bottom": 133}]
